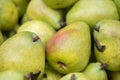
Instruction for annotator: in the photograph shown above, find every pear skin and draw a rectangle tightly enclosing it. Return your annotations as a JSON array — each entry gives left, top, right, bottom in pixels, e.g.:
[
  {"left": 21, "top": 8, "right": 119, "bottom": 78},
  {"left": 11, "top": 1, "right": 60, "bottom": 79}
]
[
  {"left": 113, "top": 0, "right": 120, "bottom": 16},
  {"left": 0, "top": 0, "right": 18, "bottom": 31},
  {"left": 66, "top": 0, "right": 119, "bottom": 28},
  {"left": 0, "top": 31, "right": 45, "bottom": 79},
  {"left": 94, "top": 20, "right": 120, "bottom": 71},
  {"left": 46, "top": 21, "right": 91, "bottom": 74},
  {"left": 27, "top": 0, "right": 65, "bottom": 30},
  {"left": 110, "top": 71, "right": 120, "bottom": 80},
  {"left": 43, "top": 0, "right": 78, "bottom": 9}
]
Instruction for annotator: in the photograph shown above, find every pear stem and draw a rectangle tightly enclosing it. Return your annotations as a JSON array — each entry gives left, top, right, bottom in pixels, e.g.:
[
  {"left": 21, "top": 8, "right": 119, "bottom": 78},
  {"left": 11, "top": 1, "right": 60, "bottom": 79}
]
[
  {"left": 70, "top": 74, "right": 76, "bottom": 80},
  {"left": 94, "top": 38, "right": 105, "bottom": 52},
  {"left": 100, "top": 63, "right": 108, "bottom": 70}
]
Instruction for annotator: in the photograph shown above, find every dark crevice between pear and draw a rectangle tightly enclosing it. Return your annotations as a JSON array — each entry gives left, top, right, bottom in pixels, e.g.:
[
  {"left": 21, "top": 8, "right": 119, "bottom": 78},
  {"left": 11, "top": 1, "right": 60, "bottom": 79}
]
[
  {"left": 100, "top": 63, "right": 108, "bottom": 70},
  {"left": 57, "top": 61, "right": 66, "bottom": 70},
  {"left": 33, "top": 36, "right": 39, "bottom": 42},
  {"left": 70, "top": 74, "right": 76, "bottom": 80},
  {"left": 24, "top": 71, "right": 41, "bottom": 80},
  {"left": 94, "top": 38, "right": 106, "bottom": 52},
  {"left": 93, "top": 25, "right": 100, "bottom": 32},
  {"left": 42, "top": 72, "right": 47, "bottom": 79},
  {"left": 56, "top": 20, "right": 66, "bottom": 31}
]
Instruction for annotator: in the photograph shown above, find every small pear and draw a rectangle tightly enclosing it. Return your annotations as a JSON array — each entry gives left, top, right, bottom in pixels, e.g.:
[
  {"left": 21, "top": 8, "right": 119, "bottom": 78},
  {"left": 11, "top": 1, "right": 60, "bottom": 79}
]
[
  {"left": 0, "top": 0, "right": 18, "bottom": 31},
  {"left": 46, "top": 21, "right": 91, "bottom": 74},
  {"left": 43, "top": 0, "right": 78, "bottom": 9},
  {"left": 84, "top": 62, "right": 108, "bottom": 80},
  {"left": 110, "top": 71, "right": 120, "bottom": 80},
  {"left": 17, "top": 20, "right": 56, "bottom": 45},
  {"left": 12, "top": 0, "right": 30, "bottom": 17},
  {"left": 27, "top": 0, "right": 65, "bottom": 30},
  {"left": 66, "top": 0, "right": 119, "bottom": 28},
  {"left": 0, "top": 31, "right": 45, "bottom": 79},
  {"left": 59, "top": 73, "right": 88, "bottom": 80},
  {"left": 0, "top": 70, "right": 25, "bottom": 80},
  {"left": 94, "top": 20, "right": 120, "bottom": 71}
]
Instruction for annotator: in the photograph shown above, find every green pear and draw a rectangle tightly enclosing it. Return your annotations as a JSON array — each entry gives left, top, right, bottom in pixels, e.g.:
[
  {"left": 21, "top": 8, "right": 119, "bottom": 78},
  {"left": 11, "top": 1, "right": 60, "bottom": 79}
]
[
  {"left": 110, "top": 71, "right": 120, "bottom": 80},
  {"left": 0, "top": 0, "right": 18, "bottom": 31},
  {"left": 94, "top": 20, "right": 120, "bottom": 71},
  {"left": 59, "top": 73, "right": 88, "bottom": 80},
  {"left": 27, "top": 0, "right": 65, "bottom": 30},
  {"left": 40, "top": 62, "right": 63, "bottom": 80},
  {"left": 12, "top": 0, "right": 30, "bottom": 17},
  {"left": 84, "top": 62, "right": 108, "bottom": 80},
  {"left": 113, "top": 0, "right": 120, "bottom": 16},
  {"left": 0, "top": 31, "right": 45, "bottom": 79},
  {"left": 43, "top": 0, "right": 78, "bottom": 9},
  {"left": 0, "top": 70, "right": 25, "bottom": 80},
  {"left": 66, "top": 0, "right": 119, "bottom": 28},
  {"left": 0, "top": 32, "right": 4, "bottom": 45},
  {"left": 46, "top": 21, "right": 91, "bottom": 74},
  {"left": 17, "top": 20, "right": 56, "bottom": 45}
]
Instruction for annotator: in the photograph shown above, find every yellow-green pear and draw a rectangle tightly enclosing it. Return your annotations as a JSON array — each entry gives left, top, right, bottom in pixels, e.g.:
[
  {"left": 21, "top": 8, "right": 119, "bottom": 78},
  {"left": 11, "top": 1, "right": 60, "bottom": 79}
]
[
  {"left": 21, "top": 13, "right": 32, "bottom": 24},
  {"left": 0, "top": 0, "right": 18, "bottom": 31},
  {"left": 0, "top": 31, "right": 45, "bottom": 79},
  {"left": 66, "top": 0, "right": 119, "bottom": 28},
  {"left": 18, "top": 20, "right": 56, "bottom": 45},
  {"left": 59, "top": 73, "right": 88, "bottom": 80},
  {"left": 0, "top": 70, "right": 25, "bottom": 80},
  {"left": 46, "top": 21, "right": 91, "bottom": 74},
  {"left": 110, "top": 71, "right": 120, "bottom": 80},
  {"left": 12, "top": 0, "right": 30, "bottom": 17},
  {"left": 27, "top": 0, "right": 65, "bottom": 30},
  {"left": 84, "top": 62, "right": 108, "bottom": 80},
  {"left": 43, "top": 0, "right": 78, "bottom": 9},
  {"left": 94, "top": 20, "right": 120, "bottom": 71}
]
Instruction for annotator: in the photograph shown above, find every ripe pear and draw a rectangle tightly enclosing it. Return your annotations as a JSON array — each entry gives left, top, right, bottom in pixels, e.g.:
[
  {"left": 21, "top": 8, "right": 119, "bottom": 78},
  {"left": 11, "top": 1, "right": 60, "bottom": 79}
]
[
  {"left": 66, "top": 0, "right": 119, "bottom": 28},
  {"left": 0, "top": 0, "right": 18, "bottom": 31},
  {"left": 59, "top": 73, "right": 88, "bottom": 80},
  {"left": 113, "top": 0, "right": 120, "bottom": 16},
  {"left": 0, "top": 32, "right": 4, "bottom": 45},
  {"left": 27, "top": 0, "right": 65, "bottom": 30},
  {"left": 46, "top": 21, "right": 91, "bottom": 74},
  {"left": 17, "top": 20, "right": 56, "bottom": 45},
  {"left": 43, "top": 0, "right": 78, "bottom": 9},
  {"left": 40, "top": 62, "right": 63, "bottom": 80},
  {"left": 83, "top": 62, "right": 108, "bottom": 80},
  {"left": 0, "top": 31, "right": 45, "bottom": 79},
  {"left": 94, "top": 20, "right": 120, "bottom": 71},
  {"left": 110, "top": 71, "right": 120, "bottom": 80},
  {"left": 12, "top": 0, "right": 30, "bottom": 17},
  {"left": 0, "top": 70, "right": 25, "bottom": 80}
]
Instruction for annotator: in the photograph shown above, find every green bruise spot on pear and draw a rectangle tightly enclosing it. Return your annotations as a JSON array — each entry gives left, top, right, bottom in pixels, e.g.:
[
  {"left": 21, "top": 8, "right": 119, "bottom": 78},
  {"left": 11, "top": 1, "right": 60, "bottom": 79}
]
[{"left": 94, "top": 38, "right": 106, "bottom": 52}]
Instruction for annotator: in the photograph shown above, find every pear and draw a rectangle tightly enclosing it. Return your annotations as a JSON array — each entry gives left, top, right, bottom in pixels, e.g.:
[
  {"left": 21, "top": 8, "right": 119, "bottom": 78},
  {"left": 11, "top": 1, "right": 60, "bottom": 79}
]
[
  {"left": 94, "top": 20, "right": 120, "bottom": 71},
  {"left": 59, "top": 73, "right": 88, "bottom": 80},
  {"left": 0, "top": 70, "right": 25, "bottom": 80},
  {"left": 21, "top": 13, "right": 32, "bottom": 24},
  {"left": 43, "top": 0, "right": 78, "bottom": 9},
  {"left": 40, "top": 62, "right": 63, "bottom": 80},
  {"left": 17, "top": 20, "right": 56, "bottom": 45},
  {"left": 0, "top": 32, "right": 4, "bottom": 45},
  {"left": 66, "top": 0, "right": 119, "bottom": 28},
  {"left": 12, "top": 0, "right": 30, "bottom": 17},
  {"left": 0, "top": 31, "right": 45, "bottom": 79},
  {"left": 113, "top": 0, "right": 120, "bottom": 16},
  {"left": 46, "top": 21, "right": 91, "bottom": 74},
  {"left": 27, "top": 0, "right": 65, "bottom": 30},
  {"left": 110, "top": 71, "right": 120, "bottom": 80},
  {"left": 83, "top": 62, "right": 108, "bottom": 80},
  {"left": 0, "top": 0, "right": 18, "bottom": 31}
]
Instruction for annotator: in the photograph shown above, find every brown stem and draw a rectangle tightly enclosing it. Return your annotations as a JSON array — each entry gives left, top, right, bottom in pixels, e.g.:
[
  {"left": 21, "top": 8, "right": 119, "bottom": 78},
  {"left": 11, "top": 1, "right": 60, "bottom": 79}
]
[
  {"left": 33, "top": 36, "right": 39, "bottom": 42},
  {"left": 94, "top": 38, "right": 105, "bottom": 52},
  {"left": 70, "top": 74, "right": 76, "bottom": 80}
]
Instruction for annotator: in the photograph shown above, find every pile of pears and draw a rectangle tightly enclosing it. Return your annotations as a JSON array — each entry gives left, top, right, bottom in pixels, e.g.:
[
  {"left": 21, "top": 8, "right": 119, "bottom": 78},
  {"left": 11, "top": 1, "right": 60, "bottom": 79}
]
[{"left": 0, "top": 0, "right": 120, "bottom": 80}]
